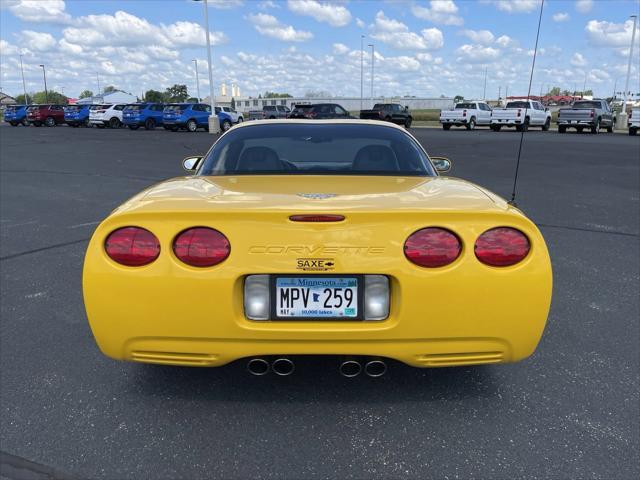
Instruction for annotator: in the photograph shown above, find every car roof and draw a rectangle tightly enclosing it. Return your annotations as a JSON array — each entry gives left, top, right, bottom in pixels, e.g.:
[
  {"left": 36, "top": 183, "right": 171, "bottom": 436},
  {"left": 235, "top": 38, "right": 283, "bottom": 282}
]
[{"left": 231, "top": 118, "right": 407, "bottom": 131}]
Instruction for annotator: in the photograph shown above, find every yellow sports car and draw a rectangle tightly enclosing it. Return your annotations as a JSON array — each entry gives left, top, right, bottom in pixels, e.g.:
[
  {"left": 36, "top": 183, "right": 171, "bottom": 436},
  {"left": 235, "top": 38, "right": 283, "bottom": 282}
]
[{"left": 83, "top": 120, "right": 552, "bottom": 377}]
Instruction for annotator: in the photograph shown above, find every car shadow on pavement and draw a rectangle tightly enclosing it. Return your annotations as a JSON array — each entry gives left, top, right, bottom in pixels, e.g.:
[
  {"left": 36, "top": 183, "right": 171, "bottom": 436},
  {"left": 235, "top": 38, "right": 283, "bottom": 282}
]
[{"left": 128, "top": 357, "right": 500, "bottom": 404}]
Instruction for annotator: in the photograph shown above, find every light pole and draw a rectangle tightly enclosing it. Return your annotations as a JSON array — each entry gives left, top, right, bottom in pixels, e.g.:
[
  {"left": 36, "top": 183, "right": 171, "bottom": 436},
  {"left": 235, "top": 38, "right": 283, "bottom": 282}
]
[
  {"left": 19, "top": 54, "right": 28, "bottom": 105},
  {"left": 193, "top": 59, "right": 201, "bottom": 102},
  {"left": 39, "top": 64, "right": 48, "bottom": 103},
  {"left": 368, "top": 44, "right": 374, "bottom": 107},
  {"left": 623, "top": 15, "right": 638, "bottom": 117},
  {"left": 360, "top": 35, "right": 365, "bottom": 111},
  {"left": 194, "top": 0, "right": 219, "bottom": 133},
  {"left": 96, "top": 72, "right": 101, "bottom": 97},
  {"left": 482, "top": 67, "right": 487, "bottom": 100}
]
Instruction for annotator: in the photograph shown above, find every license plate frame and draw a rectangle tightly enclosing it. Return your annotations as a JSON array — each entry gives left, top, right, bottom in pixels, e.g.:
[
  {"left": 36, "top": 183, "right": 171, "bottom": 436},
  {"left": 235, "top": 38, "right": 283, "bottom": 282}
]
[{"left": 270, "top": 274, "right": 365, "bottom": 321}]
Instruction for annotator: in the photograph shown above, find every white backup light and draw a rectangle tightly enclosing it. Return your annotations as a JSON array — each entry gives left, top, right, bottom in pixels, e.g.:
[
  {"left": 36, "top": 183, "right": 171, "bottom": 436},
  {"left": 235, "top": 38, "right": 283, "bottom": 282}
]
[
  {"left": 244, "top": 275, "right": 270, "bottom": 320},
  {"left": 364, "top": 275, "right": 390, "bottom": 321}
]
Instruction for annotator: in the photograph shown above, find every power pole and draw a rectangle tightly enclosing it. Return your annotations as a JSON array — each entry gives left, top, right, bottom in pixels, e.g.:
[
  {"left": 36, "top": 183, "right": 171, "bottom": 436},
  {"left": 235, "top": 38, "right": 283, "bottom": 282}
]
[
  {"left": 368, "top": 44, "right": 374, "bottom": 107},
  {"left": 360, "top": 35, "right": 365, "bottom": 111},
  {"left": 19, "top": 54, "right": 28, "bottom": 104},
  {"left": 482, "top": 67, "right": 487, "bottom": 100},
  {"left": 623, "top": 15, "right": 638, "bottom": 115}
]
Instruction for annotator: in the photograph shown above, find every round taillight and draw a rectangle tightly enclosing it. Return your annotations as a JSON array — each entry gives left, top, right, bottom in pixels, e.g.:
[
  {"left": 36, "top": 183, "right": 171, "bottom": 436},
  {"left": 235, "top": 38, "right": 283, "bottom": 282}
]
[
  {"left": 173, "top": 227, "right": 230, "bottom": 267},
  {"left": 104, "top": 227, "right": 160, "bottom": 266},
  {"left": 404, "top": 227, "right": 462, "bottom": 268},
  {"left": 475, "top": 227, "right": 530, "bottom": 266}
]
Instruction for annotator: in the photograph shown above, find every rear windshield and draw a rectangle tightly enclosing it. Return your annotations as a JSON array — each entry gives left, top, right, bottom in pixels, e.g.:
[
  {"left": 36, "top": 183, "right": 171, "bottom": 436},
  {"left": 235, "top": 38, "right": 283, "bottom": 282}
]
[
  {"left": 198, "top": 123, "right": 435, "bottom": 177},
  {"left": 292, "top": 105, "right": 312, "bottom": 111},
  {"left": 263, "top": 106, "right": 276, "bottom": 111},
  {"left": 65, "top": 106, "right": 80, "bottom": 112},
  {"left": 27, "top": 106, "right": 44, "bottom": 111},
  {"left": 572, "top": 101, "right": 600, "bottom": 109},
  {"left": 89, "top": 105, "right": 108, "bottom": 110},
  {"left": 125, "top": 104, "right": 147, "bottom": 111},
  {"left": 505, "top": 101, "right": 530, "bottom": 108},
  {"left": 455, "top": 103, "right": 476, "bottom": 109},
  {"left": 164, "top": 104, "right": 188, "bottom": 112}
]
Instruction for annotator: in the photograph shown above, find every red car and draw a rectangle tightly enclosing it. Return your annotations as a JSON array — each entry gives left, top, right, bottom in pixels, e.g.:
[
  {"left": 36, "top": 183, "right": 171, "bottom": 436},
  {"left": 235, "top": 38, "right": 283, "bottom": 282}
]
[{"left": 26, "top": 104, "right": 66, "bottom": 127}]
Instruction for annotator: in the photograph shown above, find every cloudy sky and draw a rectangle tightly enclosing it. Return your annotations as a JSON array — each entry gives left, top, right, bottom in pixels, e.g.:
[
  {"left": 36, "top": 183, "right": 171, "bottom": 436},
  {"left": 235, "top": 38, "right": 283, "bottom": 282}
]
[{"left": 1, "top": 0, "right": 639, "bottom": 100}]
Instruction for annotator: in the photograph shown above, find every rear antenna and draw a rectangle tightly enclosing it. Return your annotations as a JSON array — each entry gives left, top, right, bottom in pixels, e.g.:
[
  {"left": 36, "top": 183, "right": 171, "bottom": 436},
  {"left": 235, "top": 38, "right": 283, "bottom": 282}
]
[{"left": 509, "top": 0, "right": 545, "bottom": 207}]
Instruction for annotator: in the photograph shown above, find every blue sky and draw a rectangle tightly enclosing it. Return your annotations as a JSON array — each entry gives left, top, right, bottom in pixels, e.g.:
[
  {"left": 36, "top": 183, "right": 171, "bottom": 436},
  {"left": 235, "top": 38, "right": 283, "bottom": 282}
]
[{"left": 1, "top": 0, "right": 639, "bottom": 100}]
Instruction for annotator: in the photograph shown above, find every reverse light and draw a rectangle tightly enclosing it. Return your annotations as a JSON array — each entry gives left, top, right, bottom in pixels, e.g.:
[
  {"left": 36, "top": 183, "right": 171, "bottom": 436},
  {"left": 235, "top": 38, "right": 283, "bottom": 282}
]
[
  {"left": 173, "top": 227, "right": 230, "bottom": 267},
  {"left": 244, "top": 275, "right": 270, "bottom": 320},
  {"left": 474, "top": 227, "right": 530, "bottom": 266},
  {"left": 105, "top": 227, "right": 160, "bottom": 266},
  {"left": 364, "top": 275, "right": 390, "bottom": 321},
  {"left": 404, "top": 227, "right": 462, "bottom": 268}
]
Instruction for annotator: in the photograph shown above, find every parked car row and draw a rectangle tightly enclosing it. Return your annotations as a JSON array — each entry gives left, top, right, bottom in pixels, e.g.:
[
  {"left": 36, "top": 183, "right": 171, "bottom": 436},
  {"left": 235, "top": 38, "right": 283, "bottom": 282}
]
[
  {"left": 438, "top": 98, "right": 635, "bottom": 134},
  {"left": 3, "top": 103, "right": 240, "bottom": 132}
]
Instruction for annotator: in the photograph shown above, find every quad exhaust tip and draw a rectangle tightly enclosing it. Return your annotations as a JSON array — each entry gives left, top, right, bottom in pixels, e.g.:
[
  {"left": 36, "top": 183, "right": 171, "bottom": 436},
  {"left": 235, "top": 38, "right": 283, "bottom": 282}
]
[
  {"left": 339, "top": 360, "right": 362, "bottom": 378},
  {"left": 364, "top": 359, "right": 387, "bottom": 378},
  {"left": 247, "top": 358, "right": 270, "bottom": 376},
  {"left": 272, "top": 358, "right": 295, "bottom": 376}
]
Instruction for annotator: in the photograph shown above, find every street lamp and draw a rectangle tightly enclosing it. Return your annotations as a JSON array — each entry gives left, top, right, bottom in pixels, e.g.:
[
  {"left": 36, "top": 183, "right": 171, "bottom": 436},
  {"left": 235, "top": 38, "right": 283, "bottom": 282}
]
[
  {"left": 360, "top": 35, "right": 365, "bottom": 111},
  {"left": 193, "top": 59, "right": 201, "bottom": 102},
  {"left": 194, "top": 0, "right": 219, "bottom": 133},
  {"left": 19, "top": 54, "right": 28, "bottom": 105},
  {"left": 368, "top": 44, "right": 374, "bottom": 107},
  {"left": 622, "top": 15, "right": 638, "bottom": 119},
  {"left": 39, "top": 64, "right": 48, "bottom": 103}
]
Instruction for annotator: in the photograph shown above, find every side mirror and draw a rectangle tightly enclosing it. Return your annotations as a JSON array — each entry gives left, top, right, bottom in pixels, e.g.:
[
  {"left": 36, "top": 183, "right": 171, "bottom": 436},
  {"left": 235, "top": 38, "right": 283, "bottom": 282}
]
[
  {"left": 405, "top": 106, "right": 409, "bottom": 110},
  {"left": 182, "top": 155, "right": 203, "bottom": 172},
  {"left": 431, "top": 156, "right": 452, "bottom": 174},
  {"left": 545, "top": 107, "right": 549, "bottom": 112}
]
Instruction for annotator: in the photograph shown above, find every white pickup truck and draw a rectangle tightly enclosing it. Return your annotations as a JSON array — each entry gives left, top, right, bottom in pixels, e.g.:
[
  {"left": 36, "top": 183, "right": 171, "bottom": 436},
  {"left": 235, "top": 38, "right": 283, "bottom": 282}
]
[
  {"left": 490, "top": 100, "right": 551, "bottom": 132},
  {"left": 440, "top": 101, "right": 492, "bottom": 130},
  {"left": 628, "top": 108, "right": 640, "bottom": 136}
]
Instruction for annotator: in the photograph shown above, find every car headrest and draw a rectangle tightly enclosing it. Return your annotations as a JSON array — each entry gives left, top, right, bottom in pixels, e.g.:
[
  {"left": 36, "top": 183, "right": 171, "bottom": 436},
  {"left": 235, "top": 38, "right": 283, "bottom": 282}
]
[
  {"left": 352, "top": 145, "right": 400, "bottom": 172},
  {"left": 237, "top": 146, "right": 283, "bottom": 172}
]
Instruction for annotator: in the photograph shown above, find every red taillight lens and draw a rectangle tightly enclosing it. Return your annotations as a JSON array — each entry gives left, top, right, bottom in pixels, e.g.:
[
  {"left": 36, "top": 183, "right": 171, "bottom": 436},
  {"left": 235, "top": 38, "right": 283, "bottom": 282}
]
[
  {"left": 462, "top": 110, "right": 467, "bottom": 117},
  {"left": 404, "top": 227, "right": 462, "bottom": 268},
  {"left": 517, "top": 109, "right": 521, "bottom": 117},
  {"left": 474, "top": 227, "right": 530, "bottom": 267},
  {"left": 590, "top": 109, "right": 595, "bottom": 118},
  {"left": 173, "top": 227, "right": 230, "bottom": 267},
  {"left": 105, "top": 227, "right": 160, "bottom": 266}
]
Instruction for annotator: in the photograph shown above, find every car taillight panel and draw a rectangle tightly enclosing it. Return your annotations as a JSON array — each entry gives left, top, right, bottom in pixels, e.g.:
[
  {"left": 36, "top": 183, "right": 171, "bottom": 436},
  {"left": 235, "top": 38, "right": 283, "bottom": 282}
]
[
  {"left": 173, "top": 227, "right": 230, "bottom": 267},
  {"left": 474, "top": 227, "right": 530, "bottom": 267},
  {"left": 404, "top": 227, "right": 462, "bottom": 268},
  {"left": 105, "top": 227, "right": 160, "bottom": 266}
]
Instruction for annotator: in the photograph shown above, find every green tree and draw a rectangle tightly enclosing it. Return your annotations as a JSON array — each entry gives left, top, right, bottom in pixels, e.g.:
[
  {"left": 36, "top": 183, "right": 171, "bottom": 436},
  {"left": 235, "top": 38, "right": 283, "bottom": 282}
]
[
  {"left": 15, "top": 94, "right": 31, "bottom": 104},
  {"left": 27, "top": 90, "right": 68, "bottom": 104},
  {"left": 103, "top": 85, "right": 117, "bottom": 94},
  {"left": 165, "top": 84, "right": 189, "bottom": 102},
  {"left": 144, "top": 89, "right": 165, "bottom": 103},
  {"left": 79, "top": 90, "right": 94, "bottom": 99},
  {"left": 186, "top": 97, "right": 199, "bottom": 103},
  {"left": 453, "top": 95, "right": 464, "bottom": 103},
  {"left": 264, "top": 91, "right": 292, "bottom": 98},
  {"left": 546, "top": 86, "right": 561, "bottom": 96}
]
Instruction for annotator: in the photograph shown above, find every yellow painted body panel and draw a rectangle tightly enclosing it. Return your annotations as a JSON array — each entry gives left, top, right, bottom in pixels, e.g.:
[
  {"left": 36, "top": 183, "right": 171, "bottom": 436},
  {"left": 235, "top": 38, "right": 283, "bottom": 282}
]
[{"left": 83, "top": 175, "right": 552, "bottom": 368}]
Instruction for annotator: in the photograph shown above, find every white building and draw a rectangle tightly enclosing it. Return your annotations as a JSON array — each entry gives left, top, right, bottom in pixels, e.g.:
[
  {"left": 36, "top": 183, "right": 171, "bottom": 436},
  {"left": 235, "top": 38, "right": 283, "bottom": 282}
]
[{"left": 76, "top": 90, "right": 138, "bottom": 105}]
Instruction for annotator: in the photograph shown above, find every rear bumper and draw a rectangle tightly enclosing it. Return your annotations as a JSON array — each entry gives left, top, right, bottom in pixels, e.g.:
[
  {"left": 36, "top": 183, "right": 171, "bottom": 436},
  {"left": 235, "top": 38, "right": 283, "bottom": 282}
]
[
  {"left": 491, "top": 119, "right": 522, "bottom": 126},
  {"left": 557, "top": 120, "right": 594, "bottom": 126},
  {"left": 440, "top": 118, "right": 467, "bottom": 125}
]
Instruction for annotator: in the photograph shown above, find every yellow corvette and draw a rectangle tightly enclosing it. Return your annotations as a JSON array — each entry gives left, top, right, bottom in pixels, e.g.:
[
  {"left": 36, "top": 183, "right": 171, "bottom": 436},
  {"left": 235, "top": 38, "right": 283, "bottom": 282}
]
[{"left": 83, "top": 120, "right": 552, "bottom": 377}]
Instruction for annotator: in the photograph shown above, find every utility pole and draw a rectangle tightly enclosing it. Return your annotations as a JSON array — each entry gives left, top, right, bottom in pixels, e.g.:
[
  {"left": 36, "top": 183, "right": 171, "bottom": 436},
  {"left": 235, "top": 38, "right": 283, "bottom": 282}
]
[
  {"left": 582, "top": 72, "right": 587, "bottom": 98},
  {"left": 482, "top": 67, "right": 487, "bottom": 100},
  {"left": 193, "top": 59, "right": 201, "bottom": 101},
  {"left": 96, "top": 72, "right": 101, "bottom": 96},
  {"left": 39, "top": 64, "right": 48, "bottom": 103},
  {"left": 368, "top": 44, "right": 374, "bottom": 107},
  {"left": 360, "top": 35, "right": 365, "bottom": 111},
  {"left": 498, "top": 86, "right": 501, "bottom": 101},
  {"left": 19, "top": 54, "right": 28, "bottom": 105},
  {"left": 623, "top": 15, "right": 638, "bottom": 116},
  {"left": 198, "top": 0, "right": 220, "bottom": 133}
]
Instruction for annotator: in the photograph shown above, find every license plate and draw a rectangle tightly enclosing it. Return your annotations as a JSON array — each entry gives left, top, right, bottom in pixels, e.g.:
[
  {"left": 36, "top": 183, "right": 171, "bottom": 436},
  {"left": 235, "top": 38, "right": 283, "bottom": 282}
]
[{"left": 274, "top": 276, "right": 360, "bottom": 319}]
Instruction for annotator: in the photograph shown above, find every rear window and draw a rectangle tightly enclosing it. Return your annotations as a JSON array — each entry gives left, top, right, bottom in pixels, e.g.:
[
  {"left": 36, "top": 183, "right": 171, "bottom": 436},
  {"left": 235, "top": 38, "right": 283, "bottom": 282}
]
[
  {"left": 505, "top": 101, "right": 530, "bottom": 108},
  {"left": 65, "top": 106, "right": 80, "bottom": 112},
  {"left": 199, "top": 123, "right": 435, "bottom": 177},
  {"left": 455, "top": 103, "right": 476, "bottom": 109},
  {"left": 89, "top": 105, "right": 107, "bottom": 110},
  {"left": 292, "top": 105, "right": 313, "bottom": 112},
  {"left": 572, "top": 101, "right": 600, "bottom": 109},
  {"left": 27, "top": 106, "right": 42, "bottom": 112},
  {"left": 264, "top": 106, "right": 276, "bottom": 111},
  {"left": 164, "top": 104, "right": 188, "bottom": 112},
  {"left": 125, "top": 104, "right": 147, "bottom": 111}
]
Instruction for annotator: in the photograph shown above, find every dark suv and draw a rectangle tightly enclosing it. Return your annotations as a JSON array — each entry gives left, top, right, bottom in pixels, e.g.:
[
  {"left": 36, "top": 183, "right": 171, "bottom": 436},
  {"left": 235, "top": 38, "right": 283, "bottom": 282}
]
[
  {"left": 26, "top": 104, "right": 66, "bottom": 127},
  {"left": 289, "top": 103, "right": 351, "bottom": 119}
]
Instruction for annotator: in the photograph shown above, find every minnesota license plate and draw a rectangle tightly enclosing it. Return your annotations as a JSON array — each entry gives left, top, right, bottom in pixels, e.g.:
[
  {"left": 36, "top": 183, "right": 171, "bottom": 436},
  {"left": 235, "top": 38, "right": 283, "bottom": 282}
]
[{"left": 275, "top": 276, "right": 359, "bottom": 319}]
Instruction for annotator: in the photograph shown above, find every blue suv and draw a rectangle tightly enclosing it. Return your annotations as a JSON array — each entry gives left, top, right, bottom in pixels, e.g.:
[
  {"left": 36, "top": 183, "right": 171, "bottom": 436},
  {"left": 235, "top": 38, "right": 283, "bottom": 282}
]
[
  {"left": 162, "top": 103, "right": 233, "bottom": 133},
  {"left": 64, "top": 104, "right": 91, "bottom": 127},
  {"left": 4, "top": 105, "right": 28, "bottom": 126},
  {"left": 123, "top": 103, "right": 165, "bottom": 130}
]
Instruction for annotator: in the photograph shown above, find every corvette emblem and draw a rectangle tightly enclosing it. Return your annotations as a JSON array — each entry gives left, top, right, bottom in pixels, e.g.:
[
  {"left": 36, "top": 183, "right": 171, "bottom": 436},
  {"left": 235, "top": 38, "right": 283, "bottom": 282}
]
[{"left": 297, "top": 193, "right": 337, "bottom": 199}]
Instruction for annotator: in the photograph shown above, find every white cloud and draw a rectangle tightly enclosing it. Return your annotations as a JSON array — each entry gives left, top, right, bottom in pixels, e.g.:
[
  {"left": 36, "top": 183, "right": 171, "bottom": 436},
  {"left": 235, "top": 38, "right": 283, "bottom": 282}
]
[
  {"left": 462, "top": 29, "right": 495, "bottom": 45},
  {"left": 0, "top": 39, "right": 20, "bottom": 56},
  {"left": 161, "top": 21, "right": 227, "bottom": 47},
  {"left": 552, "top": 12, "right": 570, "bottom": 22},
  {"left": 485, "top": 0, "right": 539, "bottom": 14},
  {"left": 207, "top": 0, "right": 243, "bottom": 8},
  {"left": 370, "top": 11, "right": 443, "bottom": 50},
  {"left": 495, "top": 35, "right": 515, "bottom": 48},
  {"left": 5, "top": 0, "right": 71, "bottom": 24},
  {"left": 411, "top": 0, "right": 463, "bottom": 26},
  {"left": 19, "top": 30, "right": 57, "bottom": 51},
  {"left": 287, "top": 0, "right": 351, "bottom": 27},
  {"left": 332, "top": 43, "right": 349, "bottom": 54},
  {"left": 356, "top": 18, "right": 365, "bottom": 28},
  {"left": 416, "top": 52, "right": 433, "bottom": 62},
  {"left": 258, "top": 1, "right": 280, "bottom": 9},
  {"left": 587, "top": 68, "right": 610, "bottom": 83},
  {"left": 575, "top": 0, "right": 593, "bottom": 14},
  {"left": 585, "top": 19, "right": 640, "bottom": 47},
  {"left": 248, "top": 13, "right": 313, "bottom": 42},
  {"left": 570, "top": 52, "right": 587, "bottom": 66},
  {"left": 455, "top": 44, "right": 500, "bottom": 62},
  {"left": 384, "top": 56, "right": 420, "bottom": 71}
]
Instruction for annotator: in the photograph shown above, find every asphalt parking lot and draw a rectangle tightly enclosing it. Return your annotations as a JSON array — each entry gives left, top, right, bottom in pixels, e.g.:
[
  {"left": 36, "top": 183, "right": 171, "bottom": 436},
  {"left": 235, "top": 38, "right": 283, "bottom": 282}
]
[{"left": 1, "top": 124, "right": 638, "bottom": 479}]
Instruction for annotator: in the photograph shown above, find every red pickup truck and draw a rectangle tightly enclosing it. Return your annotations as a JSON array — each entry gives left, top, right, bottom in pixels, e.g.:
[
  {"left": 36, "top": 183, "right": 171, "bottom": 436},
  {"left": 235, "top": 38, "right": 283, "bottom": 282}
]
[{"left": 26, "top": 104, "right": 66, "bottom": 127}]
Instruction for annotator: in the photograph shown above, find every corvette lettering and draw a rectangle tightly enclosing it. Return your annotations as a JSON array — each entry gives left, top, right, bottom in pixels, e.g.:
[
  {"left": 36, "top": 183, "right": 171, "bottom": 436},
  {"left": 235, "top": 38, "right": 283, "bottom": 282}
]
[{"left": 249, "top": 246, "right": 385, "bottom": 255}]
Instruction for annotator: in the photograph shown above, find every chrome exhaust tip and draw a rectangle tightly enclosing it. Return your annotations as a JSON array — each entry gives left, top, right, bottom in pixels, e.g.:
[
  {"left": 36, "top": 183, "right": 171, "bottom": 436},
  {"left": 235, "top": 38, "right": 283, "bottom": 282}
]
[
  {"left": 247, "top": 358, "right": 270, "bottom": 376},
  {"left": 364, "top": 359, "right": 387, "bottom": 378},
  {"left": 272, "top": 358, "right": 295, "bottom": 376},
  {"left": 339, "top": 360, "right": 362, "bottom": 378}
]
